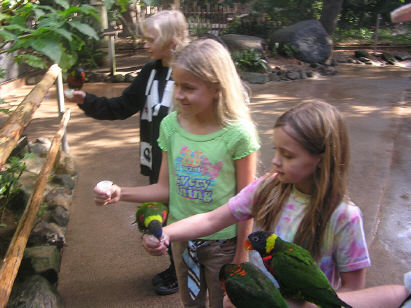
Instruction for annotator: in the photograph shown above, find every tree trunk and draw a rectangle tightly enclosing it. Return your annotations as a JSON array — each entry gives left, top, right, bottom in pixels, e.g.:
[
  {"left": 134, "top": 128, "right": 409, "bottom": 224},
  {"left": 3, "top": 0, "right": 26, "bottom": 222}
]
[{"left": 320, "top": 0, "right": 344, "bottom": 35}]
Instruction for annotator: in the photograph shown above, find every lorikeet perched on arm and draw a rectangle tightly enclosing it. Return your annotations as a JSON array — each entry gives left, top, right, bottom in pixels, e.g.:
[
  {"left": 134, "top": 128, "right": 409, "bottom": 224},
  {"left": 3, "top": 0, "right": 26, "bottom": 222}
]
[
  {"left": 245, "top": 230, "right": 352, "bottom": 308},
  {"left": 135, "top": 202, "right": 168, "bottom": 239},
  {"left": 67, "top": 67, "right": 86, "bottom": 90},
  {"left": 219, "top": 262, "right": 289, "bottom": 308}
]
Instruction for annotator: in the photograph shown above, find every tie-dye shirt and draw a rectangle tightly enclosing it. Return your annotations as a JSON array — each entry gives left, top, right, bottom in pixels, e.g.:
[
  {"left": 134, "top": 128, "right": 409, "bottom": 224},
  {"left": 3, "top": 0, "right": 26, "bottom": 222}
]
[
  {"left": 228, "top": 176, "right": 371, "bottom": 289},
  {"left": 158, "top": 111, "right": 260, "bottom": 240}
]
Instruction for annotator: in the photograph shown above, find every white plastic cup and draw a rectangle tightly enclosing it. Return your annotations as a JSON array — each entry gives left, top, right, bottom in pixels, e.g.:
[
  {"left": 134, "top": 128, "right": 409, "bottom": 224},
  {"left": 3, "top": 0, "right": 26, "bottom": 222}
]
[
  {"left": 96, "top": 180, "right": 113, "bottom": 193},
  {"left": 64, "top": 89, "right": 74, "bottom": 98}
]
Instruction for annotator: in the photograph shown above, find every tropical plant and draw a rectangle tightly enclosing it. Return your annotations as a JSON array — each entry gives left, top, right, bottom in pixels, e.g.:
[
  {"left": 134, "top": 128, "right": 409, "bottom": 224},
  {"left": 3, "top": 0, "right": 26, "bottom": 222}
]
[
  {"left": 0, "top": 153, "right": 33, "bottom": 224},
  {"left": 0, "top": 0, "right": 101, "bottom": 72}
]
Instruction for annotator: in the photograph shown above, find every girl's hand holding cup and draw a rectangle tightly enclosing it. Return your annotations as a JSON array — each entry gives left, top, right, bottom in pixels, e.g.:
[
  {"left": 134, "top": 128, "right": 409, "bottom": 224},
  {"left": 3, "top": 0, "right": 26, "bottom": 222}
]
[
  {"left": 142, "top": 233, "right": 169, "bottom": 256},
  {"left": 94, "top": 181, "right": 121, "bottom": 206}
]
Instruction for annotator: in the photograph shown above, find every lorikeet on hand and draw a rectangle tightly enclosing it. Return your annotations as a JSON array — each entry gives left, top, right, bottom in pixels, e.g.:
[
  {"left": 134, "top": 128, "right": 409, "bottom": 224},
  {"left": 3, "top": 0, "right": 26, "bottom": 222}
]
[
  {"left": 67, "top": 67, "right": 86, "bottom": 90},
  {"left": 219, "top": 262, "right": 289, "bottom": 308},
  {"left": 245, "top": 230, "right": 352, "bottom": 308},
  {"left": 135, "top": 202, "right": 168, "bottom": 239}
]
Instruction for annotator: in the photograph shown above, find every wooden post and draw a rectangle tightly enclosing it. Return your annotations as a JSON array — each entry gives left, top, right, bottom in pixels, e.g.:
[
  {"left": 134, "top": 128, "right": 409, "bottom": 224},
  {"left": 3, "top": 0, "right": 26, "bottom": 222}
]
[
  {"left": 374, "top": 13, "right": 382, "bottom": 55},
  {"left": 0, "top": 109, "right": 71, "bottom": 308},
  {"left": 56, "top": 70, "right": 69, "bottom": 153},
  {"left": 0, "top": 64, "right": 61, "bottom": 170}
]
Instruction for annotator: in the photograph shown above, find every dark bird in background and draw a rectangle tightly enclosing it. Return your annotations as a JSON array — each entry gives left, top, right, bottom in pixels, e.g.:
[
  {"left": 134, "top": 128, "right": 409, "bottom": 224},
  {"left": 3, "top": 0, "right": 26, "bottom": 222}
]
[
  {"left": 135, "top": 202, "right": 168, "bottom": 239},
  {"left": 219, "top": 262, "right": 289, "bottom": 308},
  {"left": 245, "top": 230, "right": 352, "bottom": 308},
  {"left": 67, "top": 67, "right": 86, "bottom": 90}
]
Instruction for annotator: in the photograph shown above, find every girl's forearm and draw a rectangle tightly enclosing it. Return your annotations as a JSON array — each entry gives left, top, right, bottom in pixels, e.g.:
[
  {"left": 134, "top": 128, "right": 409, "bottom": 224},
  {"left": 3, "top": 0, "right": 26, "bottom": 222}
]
[
  {"left": 232, "top": 218, "right": 253, "bottom": 263},
  {"left": 338, "top": 285, "right": 409, "bottom": 308},
  {"left": 165, "top": 204, "right": 238, "bottom": 242},
  {"left": 119, "top": 184, "right": 169, "bottom": 204}
]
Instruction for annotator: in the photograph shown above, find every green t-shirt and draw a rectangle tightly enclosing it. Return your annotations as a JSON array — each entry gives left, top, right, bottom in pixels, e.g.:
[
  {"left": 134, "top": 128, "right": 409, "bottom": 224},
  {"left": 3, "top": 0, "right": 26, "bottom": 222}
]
[{"left": 158, "top": 111, "right": 260, "bottom": 240}]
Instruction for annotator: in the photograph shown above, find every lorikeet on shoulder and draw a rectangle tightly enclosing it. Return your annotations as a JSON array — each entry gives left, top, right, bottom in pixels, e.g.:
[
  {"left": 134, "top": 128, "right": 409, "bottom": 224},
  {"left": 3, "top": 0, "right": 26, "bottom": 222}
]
[
  {"left": 67, "top": 67, "right": 86, "bottom": 90},
  {"left": 219, "top": 262, "right": 289, "bottom": 308},
  {"left": 135, "top": 202, "right": 168, "bottom": 239},
  {"left": 245, "top": 230, "right": 352, "bottom": 308}
]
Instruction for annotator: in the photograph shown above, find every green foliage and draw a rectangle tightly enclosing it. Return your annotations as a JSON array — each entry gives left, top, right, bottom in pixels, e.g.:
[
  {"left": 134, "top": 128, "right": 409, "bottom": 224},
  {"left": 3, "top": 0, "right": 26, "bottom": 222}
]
[
  {"left": 339, "top": 0, "right": 406, "bottom": 29},
  {"left": 0, "top": 154, "right": 33, "bottom": 220},
  {"left": 248, "top": 0, "right": 322, "bottom": 28},
  {"left": 222, "top": 14, "right": 274, "bottom": 38},
  {"left": 0, "top": 0, "right": 101, "bottom": 72},
  {"left": 232, "top": 49, "right": 269, "bottom": 73},
  {"left": 333, "top": 25, "right": 411, "bottom": 44},
  {"left": 272, "top": 42, "right": 298, "bottom": 58},
  {"left": 187, "top": 16, "right": 210, "bottom": 36}
]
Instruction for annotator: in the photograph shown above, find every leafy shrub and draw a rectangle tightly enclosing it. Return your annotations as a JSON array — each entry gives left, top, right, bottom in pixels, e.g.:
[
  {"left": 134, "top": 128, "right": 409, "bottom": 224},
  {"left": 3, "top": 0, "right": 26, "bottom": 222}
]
[
  {"left": 232, "top": 49, "right": 270, "bottom": 73},
  {"left": 0, "top": 153, "right": 33, "bottom": 225}
]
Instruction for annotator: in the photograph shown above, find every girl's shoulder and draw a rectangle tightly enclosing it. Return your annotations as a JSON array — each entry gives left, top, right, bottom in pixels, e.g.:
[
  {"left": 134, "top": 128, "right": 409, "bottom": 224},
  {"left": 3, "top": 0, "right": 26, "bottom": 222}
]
[
  {"left": 330, "top": 199, "right": 363, "bottom": 229},
  {"left": 223, "top": 119, "right": 258, "bottom": 141},
  {"left": 222, "top": 119, "right": 260, "bottom": 158},
  {"left": 159, "top": 111, "right": 179, "bottom": 136}
]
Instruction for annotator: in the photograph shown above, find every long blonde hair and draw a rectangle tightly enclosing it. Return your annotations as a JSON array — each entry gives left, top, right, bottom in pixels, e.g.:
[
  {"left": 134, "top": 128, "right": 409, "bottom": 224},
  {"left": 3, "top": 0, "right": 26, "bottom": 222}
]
[
  {"left": 142, "top": 10, "right": 189, "bottom": 53},
  {"left": 172, "top": 38, "right": 252, "bottom": 127},
  {"left": 252, "top": 101, "right": 350, "bottom": 259}
]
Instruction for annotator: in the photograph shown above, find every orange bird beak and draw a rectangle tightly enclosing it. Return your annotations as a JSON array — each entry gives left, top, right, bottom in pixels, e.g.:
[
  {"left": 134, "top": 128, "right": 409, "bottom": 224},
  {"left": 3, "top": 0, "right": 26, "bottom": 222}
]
[{"left": 244, "top": 239, "right": 253, "bottom": 251}]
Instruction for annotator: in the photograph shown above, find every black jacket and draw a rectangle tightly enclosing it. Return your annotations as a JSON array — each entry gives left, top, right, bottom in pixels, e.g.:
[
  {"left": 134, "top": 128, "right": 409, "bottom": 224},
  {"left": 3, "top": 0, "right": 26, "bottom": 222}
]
[{"left": 79, "top": 60, "right": 173, "bottom": 183}]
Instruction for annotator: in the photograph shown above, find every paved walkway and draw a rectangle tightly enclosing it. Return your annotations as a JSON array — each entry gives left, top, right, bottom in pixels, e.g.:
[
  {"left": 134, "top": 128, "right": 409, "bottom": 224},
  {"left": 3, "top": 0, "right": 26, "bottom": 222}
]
[{"left": 6, "top": 62, "right": 411, "bottom": 307}]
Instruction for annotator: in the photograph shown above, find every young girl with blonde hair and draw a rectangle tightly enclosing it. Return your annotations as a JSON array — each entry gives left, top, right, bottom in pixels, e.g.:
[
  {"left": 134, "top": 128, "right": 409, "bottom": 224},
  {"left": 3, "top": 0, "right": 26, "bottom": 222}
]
[
  {"left": 144, "top": 101, "right": 371, "bottom": 296},
  {"left": 94, "top": 39, "right": 260, "bottom": 307},
  {"left": 68, "top": 9, "right": 189, "bottom": 295}
]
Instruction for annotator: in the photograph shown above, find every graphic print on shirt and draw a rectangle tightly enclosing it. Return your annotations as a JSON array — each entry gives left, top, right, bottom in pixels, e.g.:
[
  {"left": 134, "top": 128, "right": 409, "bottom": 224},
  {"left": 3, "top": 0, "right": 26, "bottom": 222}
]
[
  {"left": 140, "top": 67, "right": 173, "bottom": 170},
  {"left": 175, "top": 145, "right": 223, "bottom": 203}
]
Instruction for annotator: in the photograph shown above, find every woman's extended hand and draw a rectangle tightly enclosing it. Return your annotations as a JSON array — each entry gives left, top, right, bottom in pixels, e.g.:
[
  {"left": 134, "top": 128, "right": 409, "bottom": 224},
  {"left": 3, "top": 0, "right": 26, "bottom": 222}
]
[
  {"left": 142, "top": 233, "right": 169, "bottom": 256},
  {"left": 94, "top": 184, "right": 121, "bottom": 206}
]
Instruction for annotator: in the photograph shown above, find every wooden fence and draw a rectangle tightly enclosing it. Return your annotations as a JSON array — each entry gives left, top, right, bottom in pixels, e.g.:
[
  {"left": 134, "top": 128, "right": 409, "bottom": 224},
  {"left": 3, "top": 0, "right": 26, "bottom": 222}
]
[
  {"left": 0, "top": 65, "right": 70, "bottom": 307},
  {"left": 134, "top": 2, "right": 246, "bottom": 35},
  {"left": 181, "top": 3, "right": 242, "bottom": 35}
]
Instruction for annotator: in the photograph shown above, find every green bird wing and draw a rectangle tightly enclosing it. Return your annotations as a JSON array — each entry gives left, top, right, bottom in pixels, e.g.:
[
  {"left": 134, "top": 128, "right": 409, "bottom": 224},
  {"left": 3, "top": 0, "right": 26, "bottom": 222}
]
[
  {"left": 271, "top": 249, "right": 349, "bottom": 307},
  {"left": 221, "top": 263, "right": 289, "bottom": 308}
]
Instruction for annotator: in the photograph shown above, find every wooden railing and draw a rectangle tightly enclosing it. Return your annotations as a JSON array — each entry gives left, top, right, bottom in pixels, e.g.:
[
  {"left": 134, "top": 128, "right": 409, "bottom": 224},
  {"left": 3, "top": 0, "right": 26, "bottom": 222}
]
[{"left": 0, "top": 64, "right": 71, "bottom": 307}]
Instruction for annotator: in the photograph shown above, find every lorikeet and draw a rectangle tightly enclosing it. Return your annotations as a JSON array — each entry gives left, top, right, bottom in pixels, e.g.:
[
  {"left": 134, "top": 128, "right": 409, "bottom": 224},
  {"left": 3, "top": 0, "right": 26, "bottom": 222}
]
[
  {"left": 135, "top": 202, "right": 168, "bottom": 239},
  {"left": 245, "top": 230, "right": 352, "bottom": 308},
  {"left": 219, "top": 262, "right": 289, "bottom": 308},
  {"left": 67, "top": 67, "right": 86, "bottom": 90}
]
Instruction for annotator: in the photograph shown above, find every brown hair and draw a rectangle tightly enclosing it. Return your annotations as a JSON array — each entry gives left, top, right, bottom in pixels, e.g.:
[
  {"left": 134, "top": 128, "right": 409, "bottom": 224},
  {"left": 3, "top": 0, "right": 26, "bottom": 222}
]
[{"left": 251, "top": 101, "right": 350, "bottom": 259}]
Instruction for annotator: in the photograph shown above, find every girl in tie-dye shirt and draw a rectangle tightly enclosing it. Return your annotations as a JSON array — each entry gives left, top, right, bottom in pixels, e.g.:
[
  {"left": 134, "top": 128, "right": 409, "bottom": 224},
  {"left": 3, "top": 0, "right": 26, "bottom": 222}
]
[{"left": 144, "top": 101, "right": 371, "bottom": 294}]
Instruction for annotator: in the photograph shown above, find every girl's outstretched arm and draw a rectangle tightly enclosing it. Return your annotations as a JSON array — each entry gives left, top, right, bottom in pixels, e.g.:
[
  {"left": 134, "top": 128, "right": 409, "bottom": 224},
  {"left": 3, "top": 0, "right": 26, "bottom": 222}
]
[
  {"left": 231, "top": 151, "right": 257, "bottom": 264},
  {"left": 285, "top": 285, "right": 409, "bottom": 308},
  {"left": 166, "top": 203, "right": 238, "bottom": 241},
  {"left": 143, "top": 203, "right": 239, "bottom": 255},
  {"left": 339, "top": 268, "right": 366, "bottom": 291},
  {"left": 94, "top": 152, "right": 170, "bottom": 206}
]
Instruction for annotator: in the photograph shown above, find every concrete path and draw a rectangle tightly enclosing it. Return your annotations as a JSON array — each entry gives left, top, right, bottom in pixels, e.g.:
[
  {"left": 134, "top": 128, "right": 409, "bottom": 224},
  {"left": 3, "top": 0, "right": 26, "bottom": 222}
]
[{"left": 10, "top": 63, "right": 411, "bottom": 307}]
